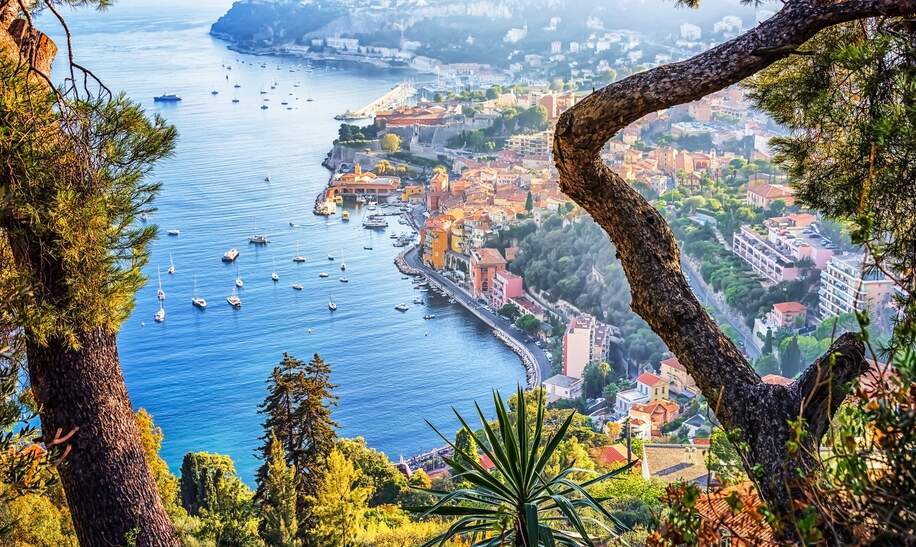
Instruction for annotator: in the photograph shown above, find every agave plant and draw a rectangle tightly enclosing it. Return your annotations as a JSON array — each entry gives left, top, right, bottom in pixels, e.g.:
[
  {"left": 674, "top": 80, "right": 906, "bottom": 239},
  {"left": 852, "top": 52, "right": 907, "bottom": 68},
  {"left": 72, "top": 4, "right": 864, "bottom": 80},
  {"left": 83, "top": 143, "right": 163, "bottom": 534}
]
[{"left": 410, "top": 386, "right": 635, "bottom": 546}]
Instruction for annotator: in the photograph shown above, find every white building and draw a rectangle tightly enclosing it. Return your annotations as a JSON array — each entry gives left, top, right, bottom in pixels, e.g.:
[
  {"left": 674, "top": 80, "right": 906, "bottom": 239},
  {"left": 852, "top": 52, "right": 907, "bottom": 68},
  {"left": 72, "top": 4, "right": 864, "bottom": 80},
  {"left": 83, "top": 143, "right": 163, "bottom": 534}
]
[
  {"left": 542, "top": 374, "right": 583, "bottom": 403},
  {"left": 819, "top": 254, "right": 896, "bottom": 319}
]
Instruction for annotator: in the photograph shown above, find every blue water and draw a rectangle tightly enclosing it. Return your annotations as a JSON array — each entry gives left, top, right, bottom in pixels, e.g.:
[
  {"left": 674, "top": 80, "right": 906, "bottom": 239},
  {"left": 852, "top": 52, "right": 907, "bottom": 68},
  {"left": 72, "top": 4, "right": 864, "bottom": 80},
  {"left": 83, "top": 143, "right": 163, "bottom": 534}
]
[{"left": 45, "top": 1, "right": 525, "bottom": 481}]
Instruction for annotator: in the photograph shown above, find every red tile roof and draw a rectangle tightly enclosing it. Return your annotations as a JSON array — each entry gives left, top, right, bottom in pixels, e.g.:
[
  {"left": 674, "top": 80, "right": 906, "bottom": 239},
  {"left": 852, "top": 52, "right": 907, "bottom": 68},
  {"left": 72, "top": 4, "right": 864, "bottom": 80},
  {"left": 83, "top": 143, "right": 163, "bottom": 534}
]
[
  {"left": 590, "top": 445, "right": 630, "bottom": 467},
  {"left": 660, "top": 356, "right": 685, "bottom": 372},
  {"left": 762, "top": 374, "right": 792, "bottom": 386},
  {"left": 772, "top": 301, "right": 806, "bottom": 313},
  {"left": 637, "top": 372, "right": 663, "bottom": 387},
  {"left": 478, "top": 453, "right": 496, "bottom": 472}
]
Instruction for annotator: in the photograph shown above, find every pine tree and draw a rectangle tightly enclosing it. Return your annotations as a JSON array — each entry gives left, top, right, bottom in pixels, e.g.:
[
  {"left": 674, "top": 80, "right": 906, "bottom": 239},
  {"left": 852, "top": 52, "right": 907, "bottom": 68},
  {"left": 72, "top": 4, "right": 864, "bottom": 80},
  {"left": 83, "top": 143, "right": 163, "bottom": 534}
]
[
  {"left": 305, "top": 449, "right": 370, "bottom": 547},
  {"left": 256, "top": 353, "right": 337, "bottom": 542},
  {"left": 258, "top": 432, "right": 300, "bottom": 547}
]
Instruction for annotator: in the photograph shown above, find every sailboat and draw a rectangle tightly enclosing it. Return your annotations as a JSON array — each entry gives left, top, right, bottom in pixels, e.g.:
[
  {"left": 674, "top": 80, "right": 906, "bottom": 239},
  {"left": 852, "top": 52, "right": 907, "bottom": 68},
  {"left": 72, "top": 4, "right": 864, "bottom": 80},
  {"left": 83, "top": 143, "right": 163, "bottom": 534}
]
[
  {"left": 293, "top": 242, "right": 306, "bottom": 263},
  {"left": 167, "top": 254, "right": 176, "bottom": 275},
  {"left": 271, "top": 258, "right": 279, "bottom": 281},
  {"left": 154, "top": 301, "right": 165, "bottom": 323},
  {"left": 157, "top": 266, "right": 166, "bottom": 300},
  {"left": 191, "top": 276, "right": 207, "bottom": 309},
  {"left": 226, "top": 287, "right": 241, "bottom": 308},
  {"left": 340, "top": 254, "right": 347, "bottom": 271},
  {"left": 235, "top": 264, "right": 244, "bottom": 288},
  {"left": 327, "top": 296, "right": 337, "bottom": 311}
]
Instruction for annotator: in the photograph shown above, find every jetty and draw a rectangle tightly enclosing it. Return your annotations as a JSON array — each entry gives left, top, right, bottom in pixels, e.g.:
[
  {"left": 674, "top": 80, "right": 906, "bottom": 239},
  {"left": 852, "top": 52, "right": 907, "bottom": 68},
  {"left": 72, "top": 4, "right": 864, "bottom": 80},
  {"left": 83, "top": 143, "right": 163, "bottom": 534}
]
[{"left": 335, "top": 82, "right": 415, "bottom": 121}]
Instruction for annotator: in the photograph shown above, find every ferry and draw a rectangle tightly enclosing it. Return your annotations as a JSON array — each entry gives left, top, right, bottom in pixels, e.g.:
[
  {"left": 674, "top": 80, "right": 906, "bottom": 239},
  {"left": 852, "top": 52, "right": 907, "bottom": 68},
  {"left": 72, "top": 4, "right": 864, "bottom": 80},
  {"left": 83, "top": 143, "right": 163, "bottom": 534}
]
[
  {"left": 153, "top": 94, "right": 181, "bottom": 102},
  {"left": 222, "top": 248, "right": 239, "bottom": 262},
  {"left": 362, "top": 215, "right": 388, "bottom": 229}
]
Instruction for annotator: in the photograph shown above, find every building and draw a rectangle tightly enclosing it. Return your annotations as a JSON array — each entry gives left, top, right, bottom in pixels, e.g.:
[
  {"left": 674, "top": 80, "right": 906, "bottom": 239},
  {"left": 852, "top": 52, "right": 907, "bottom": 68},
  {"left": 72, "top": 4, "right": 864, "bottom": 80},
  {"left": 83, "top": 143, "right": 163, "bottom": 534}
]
[
  {"left": 542, "top": 374, "right": 583, "bottom": 403},
  {"left": 490, "top": 269, "right": 523, "bottom": 308},
  {"left": 614, "top": 373, "right": 668, "bottom": 415},
  {"left": 746, "top": 182, "right": 794, "bottom": 209},
  {"left": 330, "top": 163, "right": 401, "bottom": 198},
  {"left": 660, "top": 357, "right": 697, "bottom": 394},
  {"left": 506, "top": 130, "right": 552, "bottom": 159},
  {"left": 642, "top": 444, "right": 711, "bottom": 486},
  {"left": 732, "top": 214, "right": 831, "bottom": 284},
  {"left": 629, "top": 399, "right": 680, "bottom": 436},
  {"left": 562, "top": 314, "right": 611, "bottom": 380},
  {"left": 469, "top": 248, "right": 507, "bottom": 298},
  {"left": 769, "top": 301, "right": 808, "bottom": 328},
  {"left": 818, "top": 254, "right": 896, "bottom": 319}
]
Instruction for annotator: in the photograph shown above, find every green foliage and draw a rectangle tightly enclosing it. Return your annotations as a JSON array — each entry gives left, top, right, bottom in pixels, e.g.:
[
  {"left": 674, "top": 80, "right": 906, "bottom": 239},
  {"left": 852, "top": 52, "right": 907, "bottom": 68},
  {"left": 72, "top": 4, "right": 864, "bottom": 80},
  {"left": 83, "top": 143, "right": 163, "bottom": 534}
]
[
  {"left": 454, "top": 428, "right": 479, "bottom": 467},
  {"left": 0, "top": 59, "right": 177, "bottom": 346},
  {"left": 380, "top": 133, "right": 401, "bottom": 154},
  {"left": 514, "top": 313, "right": 541, "bottom": 334},
  {"left": 583, "top": 361, "right": 612, "bottom": 399},
  {"left": 305, "top": 449, "right": 371, "bottom": 547},
  {"left": 497, "top": 302, "right": 521, "bottom": 322},
  {"left": 707, "top": 429, "right": 747, "bottom": 486},
  {"left": 779, "top": 336, "right": 803, "bottom": 378},
  {"left": 258, "top": 433, "right": 300, "bottom": 546},
  {"left": 754, "top": 354, "right": 780, "bottom": 376},
  {"left": 336, "top": 437, "right": 407, "bottom": 507},
  {"left": 180, "top": 453, "right": 262, "bottom": 546},
  {"left": 411, "top": 387, "right": 635, "bottom": 545},
  {"left": 335, "top": 123, "right": 377, "bottom": 143}
]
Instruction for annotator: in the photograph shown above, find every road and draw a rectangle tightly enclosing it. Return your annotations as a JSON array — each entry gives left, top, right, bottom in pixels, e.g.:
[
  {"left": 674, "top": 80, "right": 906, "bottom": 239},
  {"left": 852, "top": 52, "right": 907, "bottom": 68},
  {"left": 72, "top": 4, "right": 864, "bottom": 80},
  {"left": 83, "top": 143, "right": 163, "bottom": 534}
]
[{"left": 402, "top": 246, "right": 554, "bottom": 386}]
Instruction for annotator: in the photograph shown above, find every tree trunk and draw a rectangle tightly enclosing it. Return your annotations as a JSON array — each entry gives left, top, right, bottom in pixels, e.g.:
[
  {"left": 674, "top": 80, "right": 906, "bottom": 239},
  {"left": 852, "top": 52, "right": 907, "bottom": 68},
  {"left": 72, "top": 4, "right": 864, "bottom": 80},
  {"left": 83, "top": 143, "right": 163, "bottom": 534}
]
[
  {"left": 552, "top": 0, "right": 911, "bottom": 541},
  {"left": 27, "top": 327, "right": 179, "bottom": 547}
]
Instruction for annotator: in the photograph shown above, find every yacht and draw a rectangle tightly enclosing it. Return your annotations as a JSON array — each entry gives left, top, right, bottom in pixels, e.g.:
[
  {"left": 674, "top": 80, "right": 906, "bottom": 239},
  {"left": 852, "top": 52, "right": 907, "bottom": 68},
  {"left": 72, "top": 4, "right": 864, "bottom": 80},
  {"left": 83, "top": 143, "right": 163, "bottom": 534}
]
[
  {"left": 154, "top": 302, "right": 165, "bottom": 322},
  {"left": 394, "top": 303, "right": 410, "bottom": 312},
  {"left": 318, "top": 272, "right": 329, "bottom": 278},
  {"left": 226, "top": 288, "right": 242, "bottom": 308},
  {"left": 327, "top": 254, "right": 335, "bottom": 261},
  {"left": 191, "top": 276, "right": 207, "bottom": 309},
  {"left": 292, "top": 283, "right": 303, "bottom": 291},
  {"left": 341, "top": 211, "right": 350, "bottom": 221},
  {"left": 328, "top": 296, "right": 337, "bottom": 311},
  {"left": 167, "top": 254, "right": 176, "bottom": 275},
  {"left": 248, "top": 234, "right": 269, "bottom": 245},
  {"left": 292, "top": 242, "right": 306, "bottom": 263},
  {"left": 167, "top": 229, "right": 180, "bottom": 236},
  {"left": 222, "top": 248, "right": 239, "bottom": 262},
  {"left": 156, "top": 266, "right": 165, "bottom": 301},
  {"left": 339, "top": 276, "right": 349, "bottom": 283},
  {"left": 423, "top": 314, "right": 436, "bottom": 320}
]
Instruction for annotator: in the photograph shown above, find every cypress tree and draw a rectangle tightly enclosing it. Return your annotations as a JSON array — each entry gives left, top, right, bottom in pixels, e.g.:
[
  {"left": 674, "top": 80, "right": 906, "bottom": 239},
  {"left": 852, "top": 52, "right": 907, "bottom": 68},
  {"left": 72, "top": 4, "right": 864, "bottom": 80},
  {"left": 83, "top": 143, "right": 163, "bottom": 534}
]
[
  {"left": 780, "top": 336, "right": 803, "bottom": 378},
  {"left": 762, "top": 328, "right": 774, "bottom": 355},
  {"left": 525, "top": 191, "right": 534, "bottom": 212}
]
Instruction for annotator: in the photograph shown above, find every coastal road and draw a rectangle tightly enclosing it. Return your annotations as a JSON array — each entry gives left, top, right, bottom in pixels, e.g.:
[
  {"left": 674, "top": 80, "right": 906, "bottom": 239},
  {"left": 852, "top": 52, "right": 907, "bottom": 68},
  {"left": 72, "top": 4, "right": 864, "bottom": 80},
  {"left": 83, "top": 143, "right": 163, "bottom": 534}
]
[{"left": 403, "top": 246, "right": 554, "bottom": 387}]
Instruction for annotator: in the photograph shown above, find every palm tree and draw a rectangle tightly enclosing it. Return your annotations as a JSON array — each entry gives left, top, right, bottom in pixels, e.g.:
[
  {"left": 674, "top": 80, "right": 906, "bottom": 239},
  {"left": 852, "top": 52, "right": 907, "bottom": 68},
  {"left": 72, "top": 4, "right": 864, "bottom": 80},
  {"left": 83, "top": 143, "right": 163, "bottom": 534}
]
[{"left": 411, "top": 387, "right": 634, "bottom": 546}]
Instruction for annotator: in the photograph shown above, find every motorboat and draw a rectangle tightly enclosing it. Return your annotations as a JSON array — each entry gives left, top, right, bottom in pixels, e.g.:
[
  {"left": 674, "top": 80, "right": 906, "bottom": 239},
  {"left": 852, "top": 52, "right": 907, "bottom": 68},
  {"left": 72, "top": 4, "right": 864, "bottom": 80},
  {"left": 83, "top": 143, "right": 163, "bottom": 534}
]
[
  {"left": 341, "top": 211, "right": 350, "bottom": 221},
  {"left": 319, "top": 272, "right": 329, "bottom": 278},
  {"left": 327, "top": 254, "right": 334, "bottom": 261},
  {"left": 423, "top": 314, "right": 436, "bottom": 320},
  {"left": 339, "top": 277, "right": 348, "bottom": 283},
  {"left": 363, "top": 245, "right": 373, "bottom": 250},
  {"left": 261, "top": 105, "right": 269, "bottom": 110},
  {"left": 394, "top": 303, "right": 409, "bottom": 312},
  {"left": 191, "top": 276, "right": 206, "bottom": 309},
  {"left": 222, "top": 248, "right": 239, "bottom": 262},
  {"left": 413, "top": 297, "right": 424, "bottom": 304},
  {"left": 227, "top": 288, "right": 242, "bottom": 308},
  {"left": 292, "top": 283, "right": 303, "bottom": 290},
  {"left": 211, "top": 90, "right": 219, "bottom": 95},
  {"left": 167, "top": 229, "right": 180, "bottom": 236},
  {"left": 362, "top": 215, "right": 388, "bottom": 229},
  {"left": 154, "top": 94, "right": 181, "bottom": 102},
  {"left": 248, "top": 234, "right": 269, "bottom": 245},
  {"left": 232, "top": 98, "right": 240, "bottom": 103},
  {"left": 292, "top": 242, "right": 306, "bottom": 263}
]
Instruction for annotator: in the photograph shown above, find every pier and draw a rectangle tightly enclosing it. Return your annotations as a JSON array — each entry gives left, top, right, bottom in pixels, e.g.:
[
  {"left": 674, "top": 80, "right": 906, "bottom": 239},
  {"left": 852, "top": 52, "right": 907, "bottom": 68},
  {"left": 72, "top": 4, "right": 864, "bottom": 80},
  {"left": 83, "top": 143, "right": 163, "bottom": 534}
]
[{"left": 335, "top": 82, "right": 415, "bottom": 120}]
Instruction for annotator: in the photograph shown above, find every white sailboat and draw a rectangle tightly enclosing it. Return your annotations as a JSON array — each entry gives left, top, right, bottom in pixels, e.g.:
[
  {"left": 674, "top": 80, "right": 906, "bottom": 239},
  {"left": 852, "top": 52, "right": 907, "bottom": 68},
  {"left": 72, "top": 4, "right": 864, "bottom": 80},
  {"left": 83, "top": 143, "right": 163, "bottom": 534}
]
[
  {"left": 340, "top": 252, "right": 346, "bottom": 271},
  {"left": 154, "top": 301, "right": 165, "bottom": 322},
  {"left": 157, "top": 266, "right": 166, "bottom": 300},
  {"left": 271, "top": 258, "right": 279, "bottom": 281},
  {"left": 167, "top": 254, "right": 176, "bottom": 275},
  {"left": 328, "top": 296, "right": 337, "bottom": 311},
  {"left": 191, "top": 275, "right": 207, "bottom": 309},
  {"left": 293, "top": 242, "right": 306, "bottom": 263},
  {"left": 235, "top": 264, "right": 244, "bottom": 288}
]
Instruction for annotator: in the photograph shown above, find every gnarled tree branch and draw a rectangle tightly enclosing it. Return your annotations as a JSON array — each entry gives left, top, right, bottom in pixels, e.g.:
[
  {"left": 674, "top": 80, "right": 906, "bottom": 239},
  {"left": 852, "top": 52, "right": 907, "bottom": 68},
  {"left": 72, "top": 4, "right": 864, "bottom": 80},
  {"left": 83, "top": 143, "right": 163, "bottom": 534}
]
[{"left": 554, "top": 0, "right": 913, "bottom": 538}]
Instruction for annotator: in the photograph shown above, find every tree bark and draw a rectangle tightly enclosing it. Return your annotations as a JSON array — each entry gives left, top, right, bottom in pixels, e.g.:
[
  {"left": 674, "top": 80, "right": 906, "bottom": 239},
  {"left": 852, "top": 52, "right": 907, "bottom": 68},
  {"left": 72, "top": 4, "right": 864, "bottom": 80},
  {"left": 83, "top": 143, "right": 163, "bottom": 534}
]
[
  {"left": 553, "top": 0, "right": 911, "bottom": 540},
  {"left": 26, "top": 328, "right": 179, "bottom": 547}
]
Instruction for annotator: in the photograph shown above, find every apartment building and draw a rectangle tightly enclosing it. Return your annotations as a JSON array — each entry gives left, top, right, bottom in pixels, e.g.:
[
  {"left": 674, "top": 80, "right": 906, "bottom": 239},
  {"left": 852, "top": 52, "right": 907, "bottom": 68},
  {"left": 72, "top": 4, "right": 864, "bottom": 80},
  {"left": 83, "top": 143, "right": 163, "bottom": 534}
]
[
  {"left": 562, "top": 314, "right": 612, "bottom": 380},
  {"left": 732, "top": 214, "right": 832, "bottom": 284},
  {"left": 819, "top": 254, "right": 896, "bottom": 319}
]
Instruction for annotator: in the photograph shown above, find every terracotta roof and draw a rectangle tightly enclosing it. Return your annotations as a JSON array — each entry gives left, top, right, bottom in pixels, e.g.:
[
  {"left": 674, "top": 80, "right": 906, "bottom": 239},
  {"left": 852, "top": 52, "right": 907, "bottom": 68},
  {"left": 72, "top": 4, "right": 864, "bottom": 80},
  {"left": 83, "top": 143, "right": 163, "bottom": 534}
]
[
  {"left": 772, "top": 301, "right": 806, "bottom": 313},
  {"left": 631, "top": 399, "right": 679, "bottom": 416},
  {"left": 748, "top": 182, "right": 793, "bottom": 199},
  {"left": 660, "top": 356, "right": 685, "bottom": 372},
  {"left": 643, "top": 444, "right": 710, "bottom": 486},
  {"left": 761, "top": 374, "right": 792, "bottom": 386},
  {"left": 637, "top": 372, "right": 663, "bottom": 387},
  {"left": 590, "top": 444, "right": 630, "bottom": 467},
  {"left": 478, "top": 453, "right": 496, "bottom": 472},
  {"left": 472, "top": 247, "right": 506, "bottom": 266},
  {"left": 694, "top": 484, "right": 776, "bottom": 545}
]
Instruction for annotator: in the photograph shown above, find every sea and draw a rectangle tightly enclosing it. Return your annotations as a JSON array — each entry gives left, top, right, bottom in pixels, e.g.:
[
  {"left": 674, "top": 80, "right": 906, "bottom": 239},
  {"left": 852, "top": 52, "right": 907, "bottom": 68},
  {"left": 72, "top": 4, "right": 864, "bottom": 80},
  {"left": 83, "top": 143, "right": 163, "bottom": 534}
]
[{"left": 44, "top": 0, "right": 526, "bottom": 481}]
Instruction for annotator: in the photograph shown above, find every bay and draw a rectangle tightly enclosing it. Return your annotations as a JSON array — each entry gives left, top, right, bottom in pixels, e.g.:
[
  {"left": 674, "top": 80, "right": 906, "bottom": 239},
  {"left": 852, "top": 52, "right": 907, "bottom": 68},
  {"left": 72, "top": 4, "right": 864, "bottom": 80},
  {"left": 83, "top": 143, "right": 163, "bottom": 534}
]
[{"left": 45, "top": 0, "right": 525, "bottom": 482}]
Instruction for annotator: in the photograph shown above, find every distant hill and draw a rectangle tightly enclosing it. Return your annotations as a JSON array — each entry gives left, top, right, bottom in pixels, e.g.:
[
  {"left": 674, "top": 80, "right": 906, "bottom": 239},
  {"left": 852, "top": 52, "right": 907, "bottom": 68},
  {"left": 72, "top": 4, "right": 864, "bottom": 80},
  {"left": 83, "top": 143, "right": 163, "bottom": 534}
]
[{"left": 210, "top": 0, "right": 345, "bottom": 47}]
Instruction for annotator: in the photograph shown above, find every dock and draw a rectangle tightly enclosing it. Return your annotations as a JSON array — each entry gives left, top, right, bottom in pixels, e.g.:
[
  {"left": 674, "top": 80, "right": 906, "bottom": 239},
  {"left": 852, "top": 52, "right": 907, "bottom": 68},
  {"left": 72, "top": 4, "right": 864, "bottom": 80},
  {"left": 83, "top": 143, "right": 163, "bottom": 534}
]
[{"left": 335, "top": 82, "right": 415, "bottom": 120}]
